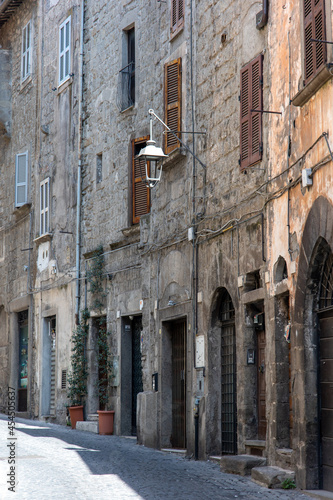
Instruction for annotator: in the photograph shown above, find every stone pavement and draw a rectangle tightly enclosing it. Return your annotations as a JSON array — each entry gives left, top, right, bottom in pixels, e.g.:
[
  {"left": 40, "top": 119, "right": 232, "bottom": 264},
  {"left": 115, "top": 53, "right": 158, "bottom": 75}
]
[{"left": 0, "top": 415, "right": 314, "bottom": 500}]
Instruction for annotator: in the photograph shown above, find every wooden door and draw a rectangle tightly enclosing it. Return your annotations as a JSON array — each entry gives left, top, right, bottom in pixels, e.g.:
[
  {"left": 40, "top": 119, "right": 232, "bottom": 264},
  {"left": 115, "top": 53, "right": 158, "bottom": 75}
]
[
  {"left": 257, "top": 330, "right": 266, "bottom": 440},
  {"left": 319, "top": 315, "right": 333, "bottom": 491},
  {"left": 171, "top": 320, "right": 186, "bottom": 449}
]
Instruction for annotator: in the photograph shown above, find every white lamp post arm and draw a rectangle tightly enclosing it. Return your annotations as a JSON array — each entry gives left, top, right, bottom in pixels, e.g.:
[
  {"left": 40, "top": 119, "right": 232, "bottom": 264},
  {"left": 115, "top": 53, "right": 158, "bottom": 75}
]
[{"left": 148, "top": 109, "right": 206, "bottom": 170}]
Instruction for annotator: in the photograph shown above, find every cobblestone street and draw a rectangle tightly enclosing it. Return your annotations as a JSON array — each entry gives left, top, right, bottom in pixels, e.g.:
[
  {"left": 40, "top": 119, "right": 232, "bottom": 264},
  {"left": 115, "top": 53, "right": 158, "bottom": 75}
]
[{"left": 0, "top": 415, "right": 315, "bottom": 500}]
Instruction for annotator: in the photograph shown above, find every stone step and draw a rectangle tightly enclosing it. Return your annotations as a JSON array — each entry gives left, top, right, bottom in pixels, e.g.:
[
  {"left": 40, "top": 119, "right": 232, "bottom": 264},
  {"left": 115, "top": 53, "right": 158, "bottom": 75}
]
[
  {"left": 251, "top": 466, "right": 295, "bottom": 489},
  {"left": 76, "top": 421, "right": 99, "bottom": 434},
  {"left": 87, "top": 413, "right": 99, "bottom": 422},
  {"left": 305, "top": 491, "right": 333, "bottom": 499},
  {"left": 220, "top": 454, "right": 267, "bottom": 476}
]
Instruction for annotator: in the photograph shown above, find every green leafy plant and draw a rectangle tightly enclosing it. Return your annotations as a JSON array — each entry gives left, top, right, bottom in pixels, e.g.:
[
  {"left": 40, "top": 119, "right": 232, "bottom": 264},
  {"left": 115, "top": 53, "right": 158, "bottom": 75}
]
[
  {"left": 96, "top": 316, "right": 113, "bottom": 410},
  {"left": 281, "top": 478, "right": 296, "bottom": 489},
  {"left": 87, "top": 245, "right": 106, "bottom": 312},
  {"left": 87, "top": 246, "right": 113, "bottom": 410},
  {"left": 67, "top": 308, "right": 90, "bottom": 406}
]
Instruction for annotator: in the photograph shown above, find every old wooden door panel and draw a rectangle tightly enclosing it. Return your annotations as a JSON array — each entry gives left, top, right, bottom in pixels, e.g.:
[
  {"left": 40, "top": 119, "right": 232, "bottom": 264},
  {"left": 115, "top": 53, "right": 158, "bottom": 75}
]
[
  {"left": 257, "top": 329, "right": 266, "bottom": 440},
  {"left": 319, "top": 316, "right": 333, "bottom": 491},
  {"left": 171, "top": 320, "right": 186, "bottom": 449}
]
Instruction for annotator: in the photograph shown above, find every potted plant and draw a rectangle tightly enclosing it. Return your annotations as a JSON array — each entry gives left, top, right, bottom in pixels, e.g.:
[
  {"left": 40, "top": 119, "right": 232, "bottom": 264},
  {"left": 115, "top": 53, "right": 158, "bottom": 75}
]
[
  {"left": 67, "top": 309, "right": 89, "bottom": 429},
  {"left": 96, "top": 317, "right": 114, "bottom": 435}
]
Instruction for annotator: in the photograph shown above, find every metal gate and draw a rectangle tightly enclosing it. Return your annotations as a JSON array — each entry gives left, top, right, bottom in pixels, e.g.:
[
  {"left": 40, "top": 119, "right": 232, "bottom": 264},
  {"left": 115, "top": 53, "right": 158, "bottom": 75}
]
[
  {"left": 318, "top": 251, "right": 333, "bottom": 491},
  {"left": 171, "top": 320, "right": 186, "bottom": 449},
  {"left": 221, "top": 291, "right": 237, "bottom": 455},
  {"left": 18, "top": 310, "right": 28, "bottom": 412},
  {"left": 132, "top": 316, "right": 143, "bottom": 435}
]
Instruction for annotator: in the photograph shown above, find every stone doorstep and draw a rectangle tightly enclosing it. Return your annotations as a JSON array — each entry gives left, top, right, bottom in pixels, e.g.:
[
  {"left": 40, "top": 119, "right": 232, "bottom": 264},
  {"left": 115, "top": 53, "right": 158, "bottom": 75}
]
[
  {"left": 76, "top": 421, "right": 99, "bottom": 434},
  {"left": 251, "top": 466, "right": 295, "bottom": 489},
  {"left": 161, "top": 448, "right": 187, "bottom": 456},
  {"left": 220, "top": 454, "right": 267, "bottom": 476},
  {"left": 305, "top": 491, "right": 333, "bottom": 500}
]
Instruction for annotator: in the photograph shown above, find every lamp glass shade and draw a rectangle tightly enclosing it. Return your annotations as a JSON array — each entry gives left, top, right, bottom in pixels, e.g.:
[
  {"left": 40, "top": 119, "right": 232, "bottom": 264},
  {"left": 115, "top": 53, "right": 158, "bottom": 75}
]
[{"left": 137, "top": 139, "right": 168, "bottom": 162}]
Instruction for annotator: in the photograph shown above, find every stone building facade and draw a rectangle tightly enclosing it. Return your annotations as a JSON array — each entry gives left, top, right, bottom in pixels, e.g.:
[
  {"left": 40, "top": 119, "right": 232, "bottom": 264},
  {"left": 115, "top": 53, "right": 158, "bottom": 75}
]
[{"left": 1, "top": 0, "right": 333, "bottom": 494}]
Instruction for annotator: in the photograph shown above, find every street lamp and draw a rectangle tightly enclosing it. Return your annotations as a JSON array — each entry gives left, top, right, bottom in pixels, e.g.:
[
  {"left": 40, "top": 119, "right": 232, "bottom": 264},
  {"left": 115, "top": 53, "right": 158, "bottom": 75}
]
[
  {"left": 137, "top": 110, "right": 168, "bottom": 188},
  {"left": 137, "top": 109, "right": 207, "bottom": 188}
]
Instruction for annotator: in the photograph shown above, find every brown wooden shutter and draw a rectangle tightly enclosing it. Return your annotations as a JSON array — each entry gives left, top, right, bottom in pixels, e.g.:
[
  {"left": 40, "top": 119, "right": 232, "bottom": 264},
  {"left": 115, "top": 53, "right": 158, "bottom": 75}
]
[
  {"left": 171, "top": 0, "right": 184, "bottom": 34},
  {"left": 240, "top": 54, "right": 263, "bottom": 170},
  {"left": 164, "top": 58, "right": 182, "bottom": 154},
  {"left": 304, "top": 0, "right": 326, "bottom": 85},
  {"left": 132, "top": 137, "right": 150, "bottom": 225}
]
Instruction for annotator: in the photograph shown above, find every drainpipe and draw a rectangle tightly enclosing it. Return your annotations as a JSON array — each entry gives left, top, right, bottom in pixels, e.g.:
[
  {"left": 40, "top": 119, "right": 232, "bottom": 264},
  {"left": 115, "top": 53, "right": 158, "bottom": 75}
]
[{"left": 75, "top": 0, "right": 84, "bottom": 324}]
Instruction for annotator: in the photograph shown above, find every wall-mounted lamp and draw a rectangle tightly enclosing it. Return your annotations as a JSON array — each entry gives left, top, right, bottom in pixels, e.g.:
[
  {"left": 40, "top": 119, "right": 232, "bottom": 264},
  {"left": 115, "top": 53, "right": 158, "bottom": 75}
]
[
  {"left": 137, "top": 109, "right": 207, "bottom": 188},
  {"left": 137, "top": 110, "right": 168, "bottom": 188}
]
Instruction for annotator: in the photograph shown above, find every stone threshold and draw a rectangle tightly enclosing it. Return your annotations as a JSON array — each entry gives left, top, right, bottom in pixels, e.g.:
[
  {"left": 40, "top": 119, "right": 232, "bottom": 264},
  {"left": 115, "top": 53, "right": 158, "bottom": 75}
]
[
  {"left": 161, "top": 448, "right": 187, "bottom": 455},
  {"left": 305, "top": 492, "right": 333, "bottom": 500}
]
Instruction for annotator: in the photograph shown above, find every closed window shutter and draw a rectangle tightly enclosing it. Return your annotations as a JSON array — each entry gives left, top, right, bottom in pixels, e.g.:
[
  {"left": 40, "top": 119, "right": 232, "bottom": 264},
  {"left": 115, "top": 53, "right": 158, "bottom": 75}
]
[
  {"left": 171, "top": 0, "right": 184, "bottom": 34},
  {"left": 15, "top": 153, "right": 28, "bottom": 207},
  {"left": 304, "top": 0, "right": 326, "bottom": 85},
  {"left": 132, "top": 138, "right": 150, "bottom": 225},
  {"left": 164, "top": 58, "right": 182, "bottom": 154},
  {"left": 240, "top": 54, "right": 263, "bottom": 170}
]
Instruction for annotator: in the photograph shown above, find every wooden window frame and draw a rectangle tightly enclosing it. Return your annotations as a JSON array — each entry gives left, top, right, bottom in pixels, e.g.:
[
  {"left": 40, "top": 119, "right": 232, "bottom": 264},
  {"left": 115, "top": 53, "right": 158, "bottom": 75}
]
[
  {"left": 15, "top": 152, "right": 29, "bottom": 207},
  {"left": 22, "top": 20, "right": 31, "bottom": 82},
  {"left": 132, "top": 137, "right": 150, "bottom": 225},
  {"left": 239, "top": 54, "right": 263, "bottom": 171},
  {"left": 164, "top": 58, "right": 182, "bottom": 155},
  {"left": 59, "top": 16, "right": 71, "bottom": 86},
  {"left": 171, "top": 0, "right": 184, "bottom": 37},
  {"left": 40, "top": 177, "right": 50, "bottom": 236}
]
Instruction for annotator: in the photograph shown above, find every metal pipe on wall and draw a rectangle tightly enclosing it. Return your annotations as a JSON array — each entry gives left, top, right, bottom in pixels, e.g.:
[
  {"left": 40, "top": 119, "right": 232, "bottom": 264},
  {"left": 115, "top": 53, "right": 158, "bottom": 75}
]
[{"left": 75, "top": 0, "right": 84, "bottom": 324}]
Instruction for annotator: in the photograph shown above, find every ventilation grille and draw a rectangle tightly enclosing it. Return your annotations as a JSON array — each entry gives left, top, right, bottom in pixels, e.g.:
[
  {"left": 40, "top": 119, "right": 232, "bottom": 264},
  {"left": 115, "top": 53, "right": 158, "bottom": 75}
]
[{"left": 61, "top": 370, "right": 67, "bottom": 390}]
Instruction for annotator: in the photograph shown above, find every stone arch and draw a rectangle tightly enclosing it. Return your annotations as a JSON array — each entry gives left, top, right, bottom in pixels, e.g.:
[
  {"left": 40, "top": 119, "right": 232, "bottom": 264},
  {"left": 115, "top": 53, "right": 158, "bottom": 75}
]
[{"left": 293, "top": 196, "right": 333, "bottom": 489}]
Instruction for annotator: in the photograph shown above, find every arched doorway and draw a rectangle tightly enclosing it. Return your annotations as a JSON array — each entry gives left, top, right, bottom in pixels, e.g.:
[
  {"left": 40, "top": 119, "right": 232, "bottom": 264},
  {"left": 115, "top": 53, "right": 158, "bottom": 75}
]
[{"left": 220, "top": 289, "right": 237, "bottom": 454}]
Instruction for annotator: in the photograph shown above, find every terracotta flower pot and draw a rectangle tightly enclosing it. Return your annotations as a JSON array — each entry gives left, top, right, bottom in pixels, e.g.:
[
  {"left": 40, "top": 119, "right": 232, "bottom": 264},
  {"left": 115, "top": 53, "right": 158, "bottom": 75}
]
[
  {"left": 69, "top": 405, "right": 84, "bottom": 429},
  {"left": 97, "top": 410, "right": 115, "bottom": 435}
]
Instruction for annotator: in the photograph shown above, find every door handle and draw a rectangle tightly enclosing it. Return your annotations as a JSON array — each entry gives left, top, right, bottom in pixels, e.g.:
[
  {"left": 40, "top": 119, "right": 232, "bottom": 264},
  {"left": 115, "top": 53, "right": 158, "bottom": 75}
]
[{"left": 259, "top": 362, "right": 265, "bottom": 374}]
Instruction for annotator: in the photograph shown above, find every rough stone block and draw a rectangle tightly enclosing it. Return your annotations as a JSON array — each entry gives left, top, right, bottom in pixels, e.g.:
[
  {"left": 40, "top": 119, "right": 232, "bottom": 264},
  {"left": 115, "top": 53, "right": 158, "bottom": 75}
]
[
  {"left": 251, "top": 466, "right": 295, "bottom": 489},
  {"left": 220, "top": 455, "right": 267, "bottom": 476},
  {"left": 76, "top": 421, "right": 99, "bottom": 434}
]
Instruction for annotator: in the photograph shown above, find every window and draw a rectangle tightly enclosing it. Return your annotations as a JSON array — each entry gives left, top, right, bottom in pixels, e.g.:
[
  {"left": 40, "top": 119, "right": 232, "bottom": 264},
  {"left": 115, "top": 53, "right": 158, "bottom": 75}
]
[
  {"left": 240, "top": 54, "right": 263, "bottom": 170},
  {"left": 59, "top": 16, "right": 71, "bottom": 85},
  {"left": 22, "top": 21, "right": 31, "bottom": 81},
  {"left": 304, "top": 0, "right": 326, "bottom": 85},
  {"left": 171, "top": 0, "right": 184, "bottom": 36},
  {"left": 164, "top": 58, "right": 182, "bottom": 154},
  {"left": 132, "top": 137, "right": 150, "bottom": 224},
  {"left": 15, "top": 152, "right": 28, "bottom": 207},
  {"left": 118, "top": 27, "right": 135, "bottom": 111},
  {"left": 96, "top": 154, "right": 103, "bottom": 184},
  {"left": 40, "top": 178, "right": 50, "bottom": 235}
]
